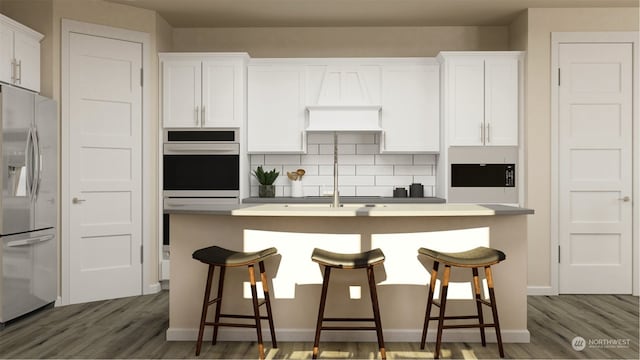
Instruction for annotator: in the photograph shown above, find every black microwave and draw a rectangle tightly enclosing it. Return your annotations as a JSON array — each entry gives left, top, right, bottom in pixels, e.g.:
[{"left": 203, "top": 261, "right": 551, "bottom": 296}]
[{"left": 451, "top": 164, "right": 515, "bottom": 187}]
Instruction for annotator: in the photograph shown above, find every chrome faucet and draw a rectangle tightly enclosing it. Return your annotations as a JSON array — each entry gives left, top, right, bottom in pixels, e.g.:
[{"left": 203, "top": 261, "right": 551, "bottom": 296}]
[{"left": 331, "top": 132, "right": 340, "bottom": 208}]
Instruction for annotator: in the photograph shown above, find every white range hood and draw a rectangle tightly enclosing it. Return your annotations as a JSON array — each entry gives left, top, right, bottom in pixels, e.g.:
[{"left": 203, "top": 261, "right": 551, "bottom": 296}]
[
  {"left": 306, "top": 104, "right": 382, "bottom": 132},
  {"left": 306, "top": 66, "right": 382, "bottom": 132}
]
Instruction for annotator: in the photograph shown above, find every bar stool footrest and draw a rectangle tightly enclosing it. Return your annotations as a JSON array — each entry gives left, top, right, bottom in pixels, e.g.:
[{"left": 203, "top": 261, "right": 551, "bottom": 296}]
[
  {"left": 323, "top": 317, "right": 376, "bottom": 322},
  {"left": 443, "top": 323, "right": 498, "bottom": 330},
  {"left": 428, "top": 315, "right": 482, "bottom": 321},
  {"left": 322, "top": 326, "right": 379, "bottom": 331}
]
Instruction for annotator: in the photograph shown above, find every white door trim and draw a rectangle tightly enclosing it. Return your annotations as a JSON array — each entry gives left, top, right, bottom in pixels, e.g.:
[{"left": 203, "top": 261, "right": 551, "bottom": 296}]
[
  {"left": 61, "top": 19, "right": 157, "bottom": 305},
  {"left": 551, "top": 31, "right": 639, "bottom": 296}
]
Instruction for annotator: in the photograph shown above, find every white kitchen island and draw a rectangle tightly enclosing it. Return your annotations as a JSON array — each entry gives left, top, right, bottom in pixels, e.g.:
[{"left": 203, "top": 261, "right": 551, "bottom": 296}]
[{"left": 166, "top": 203, "right": 533, "bottom": 344}]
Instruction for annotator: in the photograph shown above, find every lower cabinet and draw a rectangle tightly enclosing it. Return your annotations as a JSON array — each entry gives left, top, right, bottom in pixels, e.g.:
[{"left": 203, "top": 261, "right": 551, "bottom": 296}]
[
  {"left": 247, "top": 62, "right": 306, "bottom": 153},
  {"left": 380, "top": 60, "right": 440, "bottom": 153}
]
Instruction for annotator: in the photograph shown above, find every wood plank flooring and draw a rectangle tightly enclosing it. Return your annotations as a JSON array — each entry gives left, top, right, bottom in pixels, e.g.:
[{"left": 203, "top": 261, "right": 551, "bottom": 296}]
[{"left": 0, "top": 291, "right": 637, "bottom": 359}]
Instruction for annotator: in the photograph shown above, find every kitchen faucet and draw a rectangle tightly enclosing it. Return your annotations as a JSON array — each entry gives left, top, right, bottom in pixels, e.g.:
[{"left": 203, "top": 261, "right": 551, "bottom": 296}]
[{"left": 332, "top": 132, "right": 340, "bottom": 208}]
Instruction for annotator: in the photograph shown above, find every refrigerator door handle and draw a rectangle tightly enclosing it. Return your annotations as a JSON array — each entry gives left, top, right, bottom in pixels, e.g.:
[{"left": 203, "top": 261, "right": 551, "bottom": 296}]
[
  {"left": 32, "top": 128, "right": 42, "bottom": 198},
  {"left": 6, "top": 234, "right": 55, "bottom": 247},
  {"left": 25, "top": 127, "right": 35, "bottom": 199}
]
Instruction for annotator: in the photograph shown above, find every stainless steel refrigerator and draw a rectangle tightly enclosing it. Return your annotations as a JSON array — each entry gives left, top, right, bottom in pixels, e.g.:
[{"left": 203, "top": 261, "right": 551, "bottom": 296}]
[{"left": 0, "top": 85, "right": 57, "bottom": 326}]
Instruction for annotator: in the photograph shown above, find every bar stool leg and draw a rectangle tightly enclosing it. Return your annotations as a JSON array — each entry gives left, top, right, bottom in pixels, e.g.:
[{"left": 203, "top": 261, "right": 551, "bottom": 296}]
[
  {"left": 434, "top": 265, "right": 451, "bottom": 360},
  {"left": 485, "top": 266, "right": 505, "bottom": 358},
  {"left": 367, "top": 265, "right": 386, "bottom": 359},
  {"left": 472, "top": 267, "right": 487, "bottom": 346},
  {"left": 312, "top": 266, "right": 331, "bottom": 359},
  {"left": 259, "top": 261, "right": 278, "bottom": 348},
  {"left": 421, "top": 261, "right": 439, "bottom": 349},
  {"left": 212, "top": 266, "right": 226, "bottom": 345},
  {"left": 196, "top": 265, "right": 215, "bottom": 356},
  {"left": 248, "top": 264, "right": 266, "bottom": 360}
]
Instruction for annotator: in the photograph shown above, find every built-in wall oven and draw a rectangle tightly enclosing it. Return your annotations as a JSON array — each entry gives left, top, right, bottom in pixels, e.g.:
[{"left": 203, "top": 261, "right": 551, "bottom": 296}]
[
  {"left": 162, "top": 129, "right": 240, "bottom": 257},
  {"left": 163, "top": 128, "right": 240, "bottom": 210}
]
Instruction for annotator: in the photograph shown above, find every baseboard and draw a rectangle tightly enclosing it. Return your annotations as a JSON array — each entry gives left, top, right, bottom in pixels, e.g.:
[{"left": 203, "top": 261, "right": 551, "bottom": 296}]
[
  {"left": 166, "top": 327, "right": 530, "bottom": 343},
  {"left": 54, "top": 296, "right": 62, "bottom": 307},
  {"left": 527, "top": 285, "right": 556, "bottom": 296},
  {"left": 144, "top": 282, "right": 162, "bottom": 295}
]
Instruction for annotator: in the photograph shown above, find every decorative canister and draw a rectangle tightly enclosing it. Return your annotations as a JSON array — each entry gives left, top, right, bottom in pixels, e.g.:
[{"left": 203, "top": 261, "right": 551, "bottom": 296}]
[
  {"left": 409, "top": 183, "right": 424, "bottom": 198},
  {"left": 393, "top": 187, "right": 408, "bottom": 198},
  {"left": 291, "top": 180, "right": 304, "bottom": 198}
]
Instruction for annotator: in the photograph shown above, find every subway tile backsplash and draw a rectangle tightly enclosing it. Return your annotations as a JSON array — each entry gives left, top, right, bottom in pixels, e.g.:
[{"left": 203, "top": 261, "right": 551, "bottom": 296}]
[{"left": 250, "top": 134, "right": 436, "bottom": 197}]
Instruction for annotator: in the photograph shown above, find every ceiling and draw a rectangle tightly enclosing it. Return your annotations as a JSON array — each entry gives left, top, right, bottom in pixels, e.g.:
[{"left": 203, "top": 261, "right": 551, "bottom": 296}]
[{"left": 106, "top": 0, "right": 638, "bottom": 27}]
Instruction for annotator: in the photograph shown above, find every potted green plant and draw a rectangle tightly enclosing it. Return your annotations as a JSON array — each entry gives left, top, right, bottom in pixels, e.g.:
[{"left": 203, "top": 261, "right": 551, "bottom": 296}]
[{"left": 252, "top": 166, "right": 279, "bottom": 197}]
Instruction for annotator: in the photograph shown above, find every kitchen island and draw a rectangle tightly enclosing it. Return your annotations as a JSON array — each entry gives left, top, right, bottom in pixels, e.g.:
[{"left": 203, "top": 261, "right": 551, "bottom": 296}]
[{"left": 167, "top": 203, "right": 533, "bottom": 344}]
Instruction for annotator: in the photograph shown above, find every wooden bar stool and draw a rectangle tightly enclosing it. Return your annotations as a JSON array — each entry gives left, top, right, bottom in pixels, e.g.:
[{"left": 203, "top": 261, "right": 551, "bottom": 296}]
[
  {"left": 418, "top": 246, "right": 506, "bottom": 359},
  {"left": 311, "top": 248, "right": 386, "bottom": 359},
  {"left": 192, "top": 245, "right": 278, "bottom": 360}
]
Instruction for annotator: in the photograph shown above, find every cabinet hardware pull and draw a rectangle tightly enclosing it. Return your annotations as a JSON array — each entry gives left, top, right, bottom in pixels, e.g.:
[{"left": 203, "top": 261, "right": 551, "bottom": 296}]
[
  {"left": 195, "top": 106, "right": 200, "bottom": 126},
  {"left": 10, "top": 59, "right": 16, "bottom": 83},
  {"left": 619, "top": 196, "right": 631, "bottom": 202},
  {"left": 16, "top": 59, "right": 21, "bottom": 84},
  {"left": 72, "top": 197, "right": 86, "bottom": 204},
  {"left": 201, "top": 106, "right": 205, "bottom": 126},
  {"left": 486, "top": 123, "right": 491, "bottom": 144},
  {"left": 480, "top": 122, "right": 484, "bottom": 144}
]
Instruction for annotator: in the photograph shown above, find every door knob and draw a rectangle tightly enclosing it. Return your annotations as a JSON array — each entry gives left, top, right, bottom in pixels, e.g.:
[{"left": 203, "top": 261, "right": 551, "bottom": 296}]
[
  {"left": 72, "top": 197, "right": 86, "bottom": 204},
  {"left": 619, "top": 196, "right": 631, "bottom": 202}
]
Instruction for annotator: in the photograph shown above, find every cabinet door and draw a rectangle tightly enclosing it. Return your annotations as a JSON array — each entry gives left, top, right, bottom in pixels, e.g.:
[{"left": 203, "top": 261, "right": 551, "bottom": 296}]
[
  {"left": 484, "top": 57, "right": 518, "bottom": 146},
  {"left": 248, "top": 65, "right": 305, "bottom": 153},
  {"left": 162, "top": 60, "right": 202, "bottom": 128},
  {"left": 202, "top": 60, "right": 242, "bottom": 128},
  {"left": 381, "top": 64, "right": 440, "bottom": 153},
  {"left": 0, "top": 24, "right": 13, "bottom": 85},
  {"left": 13, "top": 31, "right": 40, "bottom": 92},
  {"left": 447, "top": 57, "right": 484, "bottom": 146}
]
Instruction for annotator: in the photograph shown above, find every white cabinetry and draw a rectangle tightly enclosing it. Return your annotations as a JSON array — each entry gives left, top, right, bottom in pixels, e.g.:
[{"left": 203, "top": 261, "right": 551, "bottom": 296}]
[
  {"left": 438, "top": 52, "right": 521, "bottom": 146},
  {"left": 380, "top": 59, "right": 440, "bottom": 153},
  {"left": 247, "top": 62, "right": 306, "bottom": 153},
  {"left": 160, "top": 53, "right": 248, "bottom": 128},
  {"left": 0, "top": 14, "right": 42, "bottom": 92}
]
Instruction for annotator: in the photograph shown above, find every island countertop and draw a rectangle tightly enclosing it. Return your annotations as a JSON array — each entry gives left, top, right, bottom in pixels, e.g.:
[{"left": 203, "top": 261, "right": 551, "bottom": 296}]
[{"left": 165, "top": 203, "right": 534, "bottom": 216}]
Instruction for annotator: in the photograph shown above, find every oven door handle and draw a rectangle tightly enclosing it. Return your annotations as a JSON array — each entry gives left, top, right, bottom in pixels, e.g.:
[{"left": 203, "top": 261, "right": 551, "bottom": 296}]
[
  {"left": 164, "top": 196, "right": 240, "bottom": 210},
  {"left": 163, "top": 143, "right": 239, "bottom": 155}
]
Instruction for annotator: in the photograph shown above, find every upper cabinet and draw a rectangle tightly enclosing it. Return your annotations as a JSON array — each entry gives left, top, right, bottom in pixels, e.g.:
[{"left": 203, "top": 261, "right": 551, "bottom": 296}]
[
  {"left": 247, "top": 58, "right": 441, "bottom": 154},
  {"left": 160, "top": 53, "right": 248, "bottom": 128},
  {"left": 380, "top": 59, "right": 440, "bottom": 153},
  {"left": 0, "top": 14, "right": 43, "bottom": 92},
  {"left": 438, "top": 52, "right": 522, "bottom": 146},
  {"left": 247, "top": 61, "right": 306, "bottom": 153}
]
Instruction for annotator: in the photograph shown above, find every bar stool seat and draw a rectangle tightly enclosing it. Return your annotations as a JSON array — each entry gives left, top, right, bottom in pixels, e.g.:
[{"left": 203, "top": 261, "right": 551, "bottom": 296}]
[
  {"left": 418, "top": 246, "right": 506, "bottom": 359},
  {"left": 192, "top": 245, "right": 278, "bottom": 360},
  {"left": 311, "top": 248, "right": 385, "bottom": 268},
  {"left": 418, "top": 247, "right": 505, "bottom": 267},
  {"left": 311, "top": 248, "right": 386, "bottom": 359},
  {"left": 193, "top": 246, "right": 278, "bottom": 266}
]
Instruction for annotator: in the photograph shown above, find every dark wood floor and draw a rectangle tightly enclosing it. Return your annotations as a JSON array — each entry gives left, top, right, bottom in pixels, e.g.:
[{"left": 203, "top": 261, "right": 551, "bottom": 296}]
[{"left": 0, "top": 291, "right": 637, "bottom": 359}]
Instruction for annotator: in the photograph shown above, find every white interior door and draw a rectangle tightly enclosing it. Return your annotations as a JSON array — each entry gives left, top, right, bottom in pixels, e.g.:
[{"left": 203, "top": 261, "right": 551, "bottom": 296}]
[
  {"left": 558, "top": 42, "right": 633, "bottom": 294},
  {"left": 68, "top": 32, "right": 142, "bottom": 303}
]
